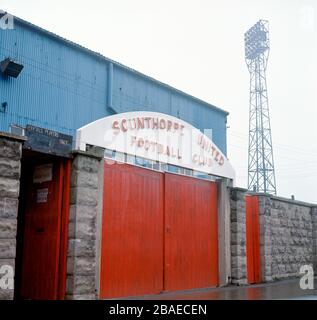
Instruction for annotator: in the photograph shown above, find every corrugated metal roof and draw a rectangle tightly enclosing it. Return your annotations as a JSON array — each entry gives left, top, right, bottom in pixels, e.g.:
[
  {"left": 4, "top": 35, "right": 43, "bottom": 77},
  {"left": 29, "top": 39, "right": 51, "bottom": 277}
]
[{"left": 3, "top": 11, "right": 229, "bottom": 116}]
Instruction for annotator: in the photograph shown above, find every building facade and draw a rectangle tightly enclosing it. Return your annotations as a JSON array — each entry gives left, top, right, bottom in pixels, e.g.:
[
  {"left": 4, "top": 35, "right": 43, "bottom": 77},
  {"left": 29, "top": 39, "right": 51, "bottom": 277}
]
[
  {"left": 0, "top": 14, "right": 316, "bottom": 300},
  {"left": 0, "top": 16, "right": 228, "bottom": 154},
  {"left": 0, "top": 15, "right": 233, "bottom": 300}
]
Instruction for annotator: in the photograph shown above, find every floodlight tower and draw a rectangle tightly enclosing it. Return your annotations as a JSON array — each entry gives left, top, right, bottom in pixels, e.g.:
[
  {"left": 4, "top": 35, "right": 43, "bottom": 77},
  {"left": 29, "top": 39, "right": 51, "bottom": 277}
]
[{"left": 244, "top": 20, "right": 276, "bottom": 194}]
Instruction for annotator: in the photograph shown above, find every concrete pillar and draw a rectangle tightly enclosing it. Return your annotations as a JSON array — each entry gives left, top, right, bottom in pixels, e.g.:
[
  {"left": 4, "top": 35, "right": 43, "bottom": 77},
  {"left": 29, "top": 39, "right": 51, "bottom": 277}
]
[
  {"left": 0, "top": 132, "right": 25, "bottom": 300},
  {"left": 217, "top": 178, "right": 232, "bottom": 286},
  {"left": 66, "top": 147, "right": 104, "bottom": 300}
]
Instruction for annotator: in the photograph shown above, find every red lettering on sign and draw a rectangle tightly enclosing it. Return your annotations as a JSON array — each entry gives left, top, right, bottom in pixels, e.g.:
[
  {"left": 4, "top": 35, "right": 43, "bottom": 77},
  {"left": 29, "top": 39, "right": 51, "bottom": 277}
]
[
  {"left": 121, "top": 119, "right": 127, "bottom": 132},
  {"left": 159, "top": 119, "right": 166, "bottom": 129},
  {"left": 112, "top": 121, "right": 120, "bottom": 134}
]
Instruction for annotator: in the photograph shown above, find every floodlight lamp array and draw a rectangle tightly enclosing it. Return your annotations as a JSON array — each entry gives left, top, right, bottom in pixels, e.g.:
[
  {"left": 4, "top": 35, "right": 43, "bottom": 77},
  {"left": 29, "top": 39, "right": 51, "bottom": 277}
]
[{"left": 244, "top": 21, "right": 269, "bottom": 60}]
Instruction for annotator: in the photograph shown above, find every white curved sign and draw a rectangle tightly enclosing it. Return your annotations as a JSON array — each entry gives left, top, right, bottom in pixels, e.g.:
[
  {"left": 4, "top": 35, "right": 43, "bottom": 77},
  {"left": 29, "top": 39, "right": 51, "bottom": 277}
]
[{"left": 76, "top": 112, "right": 235, "bottom": 180}]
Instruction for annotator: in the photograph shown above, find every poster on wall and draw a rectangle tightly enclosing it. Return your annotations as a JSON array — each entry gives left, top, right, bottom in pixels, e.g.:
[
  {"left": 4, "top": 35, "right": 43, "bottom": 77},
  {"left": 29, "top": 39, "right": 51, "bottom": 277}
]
[{"left": 33, "top": 164, "right": 53, "bottom": 184}]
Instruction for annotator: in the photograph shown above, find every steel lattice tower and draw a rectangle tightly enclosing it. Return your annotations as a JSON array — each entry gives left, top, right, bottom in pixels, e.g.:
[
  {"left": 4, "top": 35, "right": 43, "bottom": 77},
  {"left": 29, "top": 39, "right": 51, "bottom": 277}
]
[{"left": 244, "top": 20, "right": 276, "bottom": 194}]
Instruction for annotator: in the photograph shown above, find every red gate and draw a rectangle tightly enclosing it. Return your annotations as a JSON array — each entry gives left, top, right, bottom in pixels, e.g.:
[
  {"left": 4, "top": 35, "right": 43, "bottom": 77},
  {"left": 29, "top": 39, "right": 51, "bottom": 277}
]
[
  {"left": 20, "top": 158, "right": 71, "bottom": 300},
  {"left": 246, "top": 195, "right": 261, "bottom": 284},
  {"left": 100, "top": 162, "right": 164, "bottom": 298},
  {"left": 100, "top": 163, "right": 219, "bottom": 298},
  {"left": 164, "top": 173, "right": 218, "bottom": 291}
]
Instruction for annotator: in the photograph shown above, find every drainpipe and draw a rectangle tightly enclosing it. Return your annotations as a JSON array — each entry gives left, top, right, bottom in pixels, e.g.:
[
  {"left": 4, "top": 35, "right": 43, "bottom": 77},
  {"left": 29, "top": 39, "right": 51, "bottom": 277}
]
[{"left": 107, "top": 62, "right": 116, "bottom": 114}]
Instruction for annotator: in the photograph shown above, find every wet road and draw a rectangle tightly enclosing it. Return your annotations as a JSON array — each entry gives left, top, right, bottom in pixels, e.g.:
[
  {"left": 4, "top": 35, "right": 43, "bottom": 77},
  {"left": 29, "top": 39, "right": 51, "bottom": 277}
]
[{"left": 128, "top": 278, "right": 317, "bottom": 300}]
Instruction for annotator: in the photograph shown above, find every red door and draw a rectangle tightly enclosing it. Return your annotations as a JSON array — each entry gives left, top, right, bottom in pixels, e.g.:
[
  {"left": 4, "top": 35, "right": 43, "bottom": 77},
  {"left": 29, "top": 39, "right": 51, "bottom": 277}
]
[
  {"left": 100, "top": 162, "right": 164, "bottom": 299},
  {"left": 164, "top": 173, "right": 218, "bottom": 291},
  {"left": 20, "top": 158, "right": 70, "bottom": 300},
  {"left": 246, "top": 195, "right": 261, "bottom": 284}
]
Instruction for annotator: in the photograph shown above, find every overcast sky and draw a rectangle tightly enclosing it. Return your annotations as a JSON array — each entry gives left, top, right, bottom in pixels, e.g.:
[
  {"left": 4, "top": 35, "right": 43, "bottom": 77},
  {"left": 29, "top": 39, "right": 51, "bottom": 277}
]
[{"left": 2, "top": 0, "right": 317, "bottom": 203}]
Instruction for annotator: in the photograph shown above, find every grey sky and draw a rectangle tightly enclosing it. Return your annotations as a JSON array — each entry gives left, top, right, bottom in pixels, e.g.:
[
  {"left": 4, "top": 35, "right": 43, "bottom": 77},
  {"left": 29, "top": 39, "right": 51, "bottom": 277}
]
[{"left": 2, "top": 0, "right": 317, "bottom": 203}]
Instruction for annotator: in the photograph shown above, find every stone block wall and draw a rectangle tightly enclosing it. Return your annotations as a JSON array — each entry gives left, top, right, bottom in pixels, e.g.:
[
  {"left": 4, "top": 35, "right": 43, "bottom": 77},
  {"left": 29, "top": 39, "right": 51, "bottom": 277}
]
[
  {"left": 312, "top": 207, "right": 317, "bottom": 272},
  {"left": 230, "top": 188, "right": 248, "bottom": 285},
  {"left": 260, "top": 197, "right": 314, "bottom": 281},
  {"left": 230, "top": 187, "right": 317, "bottom": 285},
  {"left": 0, "top": 134, "right": 24, "bottom": 300},
  {"left": 66, "top": 148, "right": 104, "bottom": 300}
]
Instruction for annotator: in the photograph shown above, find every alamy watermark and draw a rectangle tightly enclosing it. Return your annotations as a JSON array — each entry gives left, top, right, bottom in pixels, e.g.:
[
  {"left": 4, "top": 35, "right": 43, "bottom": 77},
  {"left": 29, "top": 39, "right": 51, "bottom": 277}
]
[
  {"left": 0, "top": 10, "right": 14, "bottom": 30},
  {"left": 299, "top": 5, "right": 315, "bottom": 31},
  {"left": 299, "top": 265, "right": 314, "bottom": 290},
  {"left": 0, "top": 265, "right": 14, "bottom": 290}
]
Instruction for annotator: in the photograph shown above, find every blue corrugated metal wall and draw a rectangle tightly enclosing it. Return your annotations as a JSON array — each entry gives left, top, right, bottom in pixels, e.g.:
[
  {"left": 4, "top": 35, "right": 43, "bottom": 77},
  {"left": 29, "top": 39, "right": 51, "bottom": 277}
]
[{"left": 0, "top": 19, "right": 227, "bottom": 154}]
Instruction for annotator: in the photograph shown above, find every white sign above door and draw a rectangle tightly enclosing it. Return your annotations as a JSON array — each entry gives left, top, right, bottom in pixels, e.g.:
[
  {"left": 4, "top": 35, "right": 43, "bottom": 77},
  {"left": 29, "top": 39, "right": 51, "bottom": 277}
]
[{"left": 76, "top": 111, "right": 235, "bottom": 180}]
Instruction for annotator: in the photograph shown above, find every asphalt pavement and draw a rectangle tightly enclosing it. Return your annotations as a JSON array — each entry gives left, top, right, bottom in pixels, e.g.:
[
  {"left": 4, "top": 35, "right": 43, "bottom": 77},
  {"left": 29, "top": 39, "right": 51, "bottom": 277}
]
[{"left": 126, "top": 278, "right": 317, "bottom": 300}]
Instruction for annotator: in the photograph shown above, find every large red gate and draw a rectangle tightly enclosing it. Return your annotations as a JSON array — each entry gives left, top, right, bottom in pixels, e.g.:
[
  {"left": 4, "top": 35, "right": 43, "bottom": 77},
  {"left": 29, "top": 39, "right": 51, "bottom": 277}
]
[
  {"left": 100, "top": 162, "right": 219, "bottom": 298},
  {"left": 100, "top": 162, "right": 164, "bottom": 298},
  {"left": 164, "top": 173, "right": 219, "bottom": 291}
]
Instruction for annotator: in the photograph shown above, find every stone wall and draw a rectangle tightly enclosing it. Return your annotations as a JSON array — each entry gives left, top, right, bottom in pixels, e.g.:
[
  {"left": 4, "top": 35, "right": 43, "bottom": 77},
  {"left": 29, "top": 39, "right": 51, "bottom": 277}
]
[
  {"left": 0, "top": 133, "right": 24, "bottom": 300},
  {"left": 66, "top": 148, "right": 104, "bottom": 300},
  {"left": 259, "top": 196, "right": 314, "bottom": 281},
  {"left": 312, "top": 207, "right": 317, "bottom": 272},
  {"left": 230, "top": 187, "right": 317, "bottom": 285},
  {"left": 230, "top": 188, "right": 248, "bottom": 285}
]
